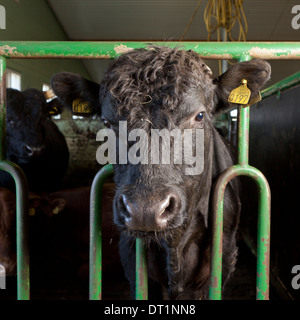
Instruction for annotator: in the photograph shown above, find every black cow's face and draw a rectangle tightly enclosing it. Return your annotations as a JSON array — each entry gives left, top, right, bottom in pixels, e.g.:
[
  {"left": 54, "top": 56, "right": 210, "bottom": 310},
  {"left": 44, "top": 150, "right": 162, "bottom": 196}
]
[
  {"left": 6, "top": 88, "right": 63, "bottom": 164},
  {"left": 51, "top": 46, "right": 271, "bottom": 238},
  {"left": 100, "top": 87, "right": 214, "bottom": 236}
]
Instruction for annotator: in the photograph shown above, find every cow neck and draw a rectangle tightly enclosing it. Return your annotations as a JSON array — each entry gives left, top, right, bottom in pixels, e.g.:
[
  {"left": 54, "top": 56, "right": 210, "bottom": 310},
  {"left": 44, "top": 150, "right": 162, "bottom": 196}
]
[
  {"left": 162, "top": 126, "right": 215, "bottom": 298},
  {"left": 211, "top": 127, "right": 236, "bottom": 180}
]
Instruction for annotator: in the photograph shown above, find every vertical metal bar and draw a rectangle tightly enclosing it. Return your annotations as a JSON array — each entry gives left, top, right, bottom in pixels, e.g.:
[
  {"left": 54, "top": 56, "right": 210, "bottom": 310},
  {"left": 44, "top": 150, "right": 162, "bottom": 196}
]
[
  {"left": 209, "top": 165, "right": 271, "bottom": 299},
  {"left": 89, "top": 165, "right": 148, "bottom": 300},
  {"left": 237, "top": 105, "right": 249, "bottom": 165},
  {"left": 89, "top": 164, "right": 113, "bottom": 300},
  {"left": 11, "top": 163, "right": 30, "bottom": 300},
  {"left": 237, "top": 55, "right": 251, "bottom": 165},
  {"left": 209, "top": 55, "right": 250, "bottom": 300},
  {"left": 256, "top": 174, "right": 271, "bottom": 300},
  {"left": 0, "top": 55, "right": 6, "bottom": 160},
  {"left": 209, "top": 184, "right": 224, "bottom": 299},
  {"left": 15, "top": 174, "right": 29, "bottom": 300},
  {"left": 209, "top": 54, "right": 270, "bottom": 299},
  {"left": 237, "top": 54, "right": 271, "bottom": 299},
  {"left": 0, "top": 56, "right": 30, "bottom": 300},
  {"left": 135, "top": 238, "right": 148, "bottom": 300},
  {"left": 0, "top": 162, "right": 30, "bottom": 300},
  {"left": 209, "top": 33, "right": 230, "bottom": 298},
  {"left": 221, "top": 28, "right": 228, "bottom": 74}
]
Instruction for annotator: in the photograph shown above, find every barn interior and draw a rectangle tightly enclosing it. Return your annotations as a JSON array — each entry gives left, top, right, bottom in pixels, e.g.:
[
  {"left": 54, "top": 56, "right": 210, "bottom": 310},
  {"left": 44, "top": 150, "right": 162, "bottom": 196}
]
[{"left": 0, "top": 0, "right": 299, "bottom": 301}]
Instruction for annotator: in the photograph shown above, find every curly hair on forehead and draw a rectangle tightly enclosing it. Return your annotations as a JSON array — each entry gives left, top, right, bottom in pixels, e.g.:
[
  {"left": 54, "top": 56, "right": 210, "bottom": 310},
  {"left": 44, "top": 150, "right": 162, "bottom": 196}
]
[{"left": 99, "top": 46, "right": 214, "bottom": 114}]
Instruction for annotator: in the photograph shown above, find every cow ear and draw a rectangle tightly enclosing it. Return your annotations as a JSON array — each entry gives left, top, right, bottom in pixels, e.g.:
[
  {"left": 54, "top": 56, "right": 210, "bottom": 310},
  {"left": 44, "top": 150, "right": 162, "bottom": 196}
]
[
  {"left": 47, "top": 98, "right": 65, "bottom": 116},
  {"left": 50, "top": 72, "right": 101, "bottom": 115},
  {"left": 213, "top": 59, "right": 271, "bottom": 114}
]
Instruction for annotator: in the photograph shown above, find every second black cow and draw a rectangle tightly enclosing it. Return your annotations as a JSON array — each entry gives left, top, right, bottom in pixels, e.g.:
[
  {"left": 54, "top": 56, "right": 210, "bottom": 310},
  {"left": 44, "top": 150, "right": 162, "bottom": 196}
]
[
  {"left": 0, "top": 88, "right": 69, "bottom": 192},
  {"left": 51, "top": 46, "right": 271, "bottom": 299}
]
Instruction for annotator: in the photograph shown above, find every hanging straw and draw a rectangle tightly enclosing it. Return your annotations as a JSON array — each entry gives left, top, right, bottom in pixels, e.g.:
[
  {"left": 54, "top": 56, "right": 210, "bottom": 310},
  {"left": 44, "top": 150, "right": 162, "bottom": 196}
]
[
  {"left": 204, "top": 0, "right": 248, "bottom": 42},
  {"left": 180, "top": 0, "right": 248, "bottom": 73}
]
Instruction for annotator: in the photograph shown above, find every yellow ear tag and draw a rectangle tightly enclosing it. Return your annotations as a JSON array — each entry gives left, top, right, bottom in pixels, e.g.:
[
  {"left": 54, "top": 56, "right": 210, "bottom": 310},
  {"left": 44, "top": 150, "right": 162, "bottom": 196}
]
[
  {"left": 29, "top": 208, "right": 35, "bottom": 216},
  {"left": 49, "top": 107, "right": 58, "bottom": 115},
  {"left": 228, "top": 79, "right": 251, "bottom": 105},
  {"left": 72, "top": 98, "right": 92, "bottom": 114},
  {"left": 53, "top": 206, "right": 60, "bottom": 215}
]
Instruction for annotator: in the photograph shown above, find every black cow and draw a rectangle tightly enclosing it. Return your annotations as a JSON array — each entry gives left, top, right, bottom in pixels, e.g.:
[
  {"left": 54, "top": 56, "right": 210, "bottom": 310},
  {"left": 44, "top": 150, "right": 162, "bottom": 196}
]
[
  {"left": 51, "top": 46, "right": 271, "bottom": 299},
  {"left": 0, "top": 88, "right": 69, "bottom": 192}
]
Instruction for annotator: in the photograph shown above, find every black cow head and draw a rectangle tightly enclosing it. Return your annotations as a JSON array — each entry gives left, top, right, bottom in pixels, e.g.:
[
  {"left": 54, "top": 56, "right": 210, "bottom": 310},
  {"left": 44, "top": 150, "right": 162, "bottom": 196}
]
[
  {"left": 51, "top": 46, "right": 271, "bottom": 240},
  {"left": 6, "top": 88, "right": 64, "bottom": 164}
]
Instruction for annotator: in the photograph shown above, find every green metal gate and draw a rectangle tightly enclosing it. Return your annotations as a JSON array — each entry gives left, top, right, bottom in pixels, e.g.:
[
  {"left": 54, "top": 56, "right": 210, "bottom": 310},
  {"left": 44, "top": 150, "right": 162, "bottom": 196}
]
[{"left": 1, "top": 41, "right": 300, "bottom": 300}]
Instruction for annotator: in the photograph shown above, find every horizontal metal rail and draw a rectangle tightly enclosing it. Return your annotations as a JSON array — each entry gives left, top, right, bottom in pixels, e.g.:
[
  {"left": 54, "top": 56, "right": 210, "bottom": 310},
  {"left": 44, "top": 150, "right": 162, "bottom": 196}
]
[
  {"left": 261, "top": 70, "right": 300, "bottom": 99},
  {"left": 0, "top": 41, "right": 300, "bottom": 60}
]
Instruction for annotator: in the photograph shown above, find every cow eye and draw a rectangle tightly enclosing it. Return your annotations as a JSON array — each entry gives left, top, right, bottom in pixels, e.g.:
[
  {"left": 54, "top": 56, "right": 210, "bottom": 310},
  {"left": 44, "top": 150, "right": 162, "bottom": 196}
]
[
  {"left": 102, "top": 118, "right": 111, "bottom": 129},
  {"left": 195, "top": 112, "right": 204, "bottom": 122}
]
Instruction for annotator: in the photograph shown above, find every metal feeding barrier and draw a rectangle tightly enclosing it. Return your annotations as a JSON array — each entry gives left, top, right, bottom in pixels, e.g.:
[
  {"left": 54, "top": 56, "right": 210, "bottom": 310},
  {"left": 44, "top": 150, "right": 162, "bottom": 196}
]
[{"left": 1, "top": 41, "right": 300, "bottom": 300}]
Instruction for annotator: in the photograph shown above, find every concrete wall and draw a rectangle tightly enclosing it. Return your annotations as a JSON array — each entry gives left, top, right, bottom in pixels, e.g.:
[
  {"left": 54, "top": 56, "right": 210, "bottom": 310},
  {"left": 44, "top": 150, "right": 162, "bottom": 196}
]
[{"left": 55, "top": 119, "right": 104, "bottom": 188}]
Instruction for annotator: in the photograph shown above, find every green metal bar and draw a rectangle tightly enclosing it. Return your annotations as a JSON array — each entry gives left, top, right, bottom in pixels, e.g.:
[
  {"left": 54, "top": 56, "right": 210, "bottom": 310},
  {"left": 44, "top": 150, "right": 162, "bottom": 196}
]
[
  {"left": 0, "top": 55, "right": 6, "bottom": 160},
  {"left": 256, "top": 172, "right": 271, "bottom": 300},
  {"left": 0, "top": 55, "right": 30, "bottom": 300},
  {"left": 0, "top": 161, "right": 29, "bottom": 300},
  {"left": 261, "top": 70, "right": 300, "bottom": 100},
  {"left": 239, "top": 53, "right": 271, "bottom": 300},
  {"left": 209, "top": 165, "right": 271, "bottom": 300},
  {"left": 0, "top": 41, "right": 300, "bottom": 60},
  {"left": 238, "top": 106, "right": 250, "bottom": 165},
  {"left": 89, "top": 163, "right": 113, "bottom": 300},
  {"left": 209, "top": 54, "right": 271, "bottom": 300},
  {"left": 237, "top": 54, "right": 251, "bottom": 165},
  {"left": 89, "top": 163, "right": 148, "bottom": 300},
  {"left": 135, "top": 238, "right": 148, "bottom": 300}
]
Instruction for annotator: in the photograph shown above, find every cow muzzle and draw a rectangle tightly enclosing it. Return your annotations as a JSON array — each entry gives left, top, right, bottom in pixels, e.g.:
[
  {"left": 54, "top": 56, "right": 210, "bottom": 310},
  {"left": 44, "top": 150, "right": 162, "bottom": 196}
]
[
  {"left": 24, "top": 144, "right": 46, "bottom": 158},
  {"left": 115, "top": 189, "right": 183, "bottom": 232}
]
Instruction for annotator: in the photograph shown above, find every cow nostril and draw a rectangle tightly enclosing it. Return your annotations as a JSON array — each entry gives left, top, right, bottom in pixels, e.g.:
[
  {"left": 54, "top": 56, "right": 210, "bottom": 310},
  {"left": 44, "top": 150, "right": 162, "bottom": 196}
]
[
  {"left": 24, "top": 145, "right": 33, "bottom": 156},
  {"left": 166, "top": 196, "right": 176, "bottom": 214},
  {"left": 117, "top": 191, "right": 181, "bottom": 231},
  {"left": 24, "top": 145, "right": 45, "bottom": 157},
  {"left": 159, "top": 197, "right": 174, "bottom": 217},
  {"left": 120, "top": 194, "right": 133, "bottom": 221},
  {"left": 156, "top": 195, "right": 179, "bottom": 228}
]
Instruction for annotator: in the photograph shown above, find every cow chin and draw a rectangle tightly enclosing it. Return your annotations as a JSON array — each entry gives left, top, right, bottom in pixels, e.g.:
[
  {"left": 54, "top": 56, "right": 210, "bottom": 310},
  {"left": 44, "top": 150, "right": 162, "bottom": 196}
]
[{"left": 119, "top": 223, "right": 184, "bottom": 244}]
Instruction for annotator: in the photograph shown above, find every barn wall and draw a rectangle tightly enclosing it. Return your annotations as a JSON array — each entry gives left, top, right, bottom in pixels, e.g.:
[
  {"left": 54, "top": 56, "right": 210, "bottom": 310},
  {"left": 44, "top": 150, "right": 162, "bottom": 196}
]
[
  {"left": 240, "top": 84, "right": 300, "bottom": 300},
  {"left": 55, "top": 119, "right": 104, "bottom": 188}
]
